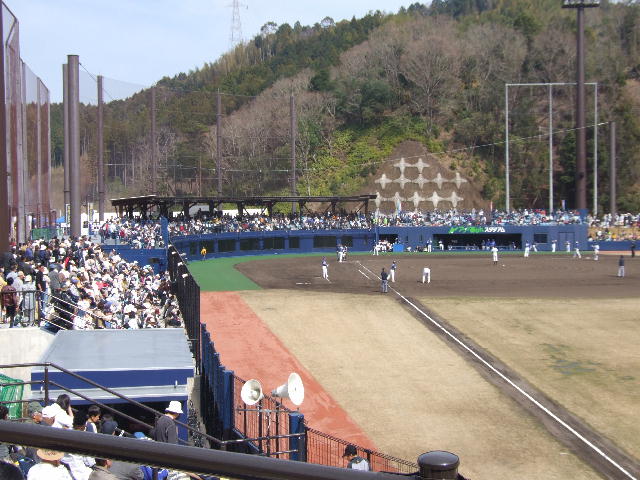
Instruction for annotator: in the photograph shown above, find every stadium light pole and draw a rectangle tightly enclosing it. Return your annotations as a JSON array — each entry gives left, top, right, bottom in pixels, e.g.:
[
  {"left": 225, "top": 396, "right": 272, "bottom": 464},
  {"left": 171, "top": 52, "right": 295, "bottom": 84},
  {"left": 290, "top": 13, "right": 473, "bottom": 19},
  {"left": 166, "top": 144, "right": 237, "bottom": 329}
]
[{"left": 562, "top": 0, "right": 599, "bottom": 212}]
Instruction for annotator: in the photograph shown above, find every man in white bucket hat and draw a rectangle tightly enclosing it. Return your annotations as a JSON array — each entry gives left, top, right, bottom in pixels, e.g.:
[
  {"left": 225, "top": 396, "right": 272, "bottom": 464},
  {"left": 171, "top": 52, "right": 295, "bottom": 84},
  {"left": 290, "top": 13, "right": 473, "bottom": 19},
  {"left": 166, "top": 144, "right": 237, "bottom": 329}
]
[{"left": 151, "top": 401, "right": 183, "bottom": 444}]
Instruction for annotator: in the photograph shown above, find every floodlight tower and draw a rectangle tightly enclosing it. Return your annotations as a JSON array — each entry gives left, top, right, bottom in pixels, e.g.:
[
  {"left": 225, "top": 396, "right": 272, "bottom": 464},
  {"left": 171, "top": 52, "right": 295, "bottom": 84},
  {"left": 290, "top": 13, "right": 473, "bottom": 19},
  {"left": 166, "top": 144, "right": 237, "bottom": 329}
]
[{"left": 562, "top": 0, "right": 599, "bottom": 211}]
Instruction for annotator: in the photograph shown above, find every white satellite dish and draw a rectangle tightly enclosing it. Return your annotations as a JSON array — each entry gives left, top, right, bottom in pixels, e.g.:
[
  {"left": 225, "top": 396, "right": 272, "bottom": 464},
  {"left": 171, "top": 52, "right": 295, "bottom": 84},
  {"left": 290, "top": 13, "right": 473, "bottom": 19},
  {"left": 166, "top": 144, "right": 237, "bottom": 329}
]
[
  {"left": 271, "top": 372, "right": 305, "bottom": 406},
  {"left": 240, "top": 379, "right": 264, "bottom": 406}
]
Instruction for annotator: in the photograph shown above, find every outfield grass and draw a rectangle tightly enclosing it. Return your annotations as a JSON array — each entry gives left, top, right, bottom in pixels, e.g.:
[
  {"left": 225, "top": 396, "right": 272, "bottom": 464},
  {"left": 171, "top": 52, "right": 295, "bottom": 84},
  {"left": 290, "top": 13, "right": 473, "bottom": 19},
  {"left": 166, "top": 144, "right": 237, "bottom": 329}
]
[
  {"left": 423, "top": 296, "right": 640, "bottom": 460},
  {"left": 190, "top": 253, "right": 324, "bottom": 291}
]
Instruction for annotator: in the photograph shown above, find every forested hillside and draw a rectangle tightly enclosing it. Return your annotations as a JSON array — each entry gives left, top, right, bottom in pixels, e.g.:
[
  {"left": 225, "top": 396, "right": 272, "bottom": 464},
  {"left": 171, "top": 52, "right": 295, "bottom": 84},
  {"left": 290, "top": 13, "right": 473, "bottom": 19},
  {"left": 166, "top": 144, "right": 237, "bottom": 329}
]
[{"left": 51, "top": 0, "right": 640, "bottom": 212}]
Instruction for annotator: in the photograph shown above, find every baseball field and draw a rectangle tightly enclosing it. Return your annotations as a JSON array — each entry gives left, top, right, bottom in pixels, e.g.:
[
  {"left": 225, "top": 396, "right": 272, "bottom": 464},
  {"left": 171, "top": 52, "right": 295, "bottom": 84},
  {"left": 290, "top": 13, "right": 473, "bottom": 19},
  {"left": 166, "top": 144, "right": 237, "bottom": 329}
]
[{"left": 190, "top": 251, "right": 640, "bottom": 480}]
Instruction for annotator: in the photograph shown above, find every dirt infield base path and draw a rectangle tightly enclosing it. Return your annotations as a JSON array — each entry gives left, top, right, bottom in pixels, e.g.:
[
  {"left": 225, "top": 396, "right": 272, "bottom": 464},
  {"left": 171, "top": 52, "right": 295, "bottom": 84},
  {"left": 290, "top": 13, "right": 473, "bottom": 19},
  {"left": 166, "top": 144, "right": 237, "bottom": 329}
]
[{"left": 200, "top": 291, "right": 376, "bottom": 450}]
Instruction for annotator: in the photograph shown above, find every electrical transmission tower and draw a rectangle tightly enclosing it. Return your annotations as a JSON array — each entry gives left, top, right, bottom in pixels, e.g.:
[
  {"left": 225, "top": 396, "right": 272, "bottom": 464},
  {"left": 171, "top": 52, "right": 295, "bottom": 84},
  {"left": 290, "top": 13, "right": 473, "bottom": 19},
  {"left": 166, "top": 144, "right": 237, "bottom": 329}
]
[{"left": 229, "top": 0, "right": 243, "bottom": 46}]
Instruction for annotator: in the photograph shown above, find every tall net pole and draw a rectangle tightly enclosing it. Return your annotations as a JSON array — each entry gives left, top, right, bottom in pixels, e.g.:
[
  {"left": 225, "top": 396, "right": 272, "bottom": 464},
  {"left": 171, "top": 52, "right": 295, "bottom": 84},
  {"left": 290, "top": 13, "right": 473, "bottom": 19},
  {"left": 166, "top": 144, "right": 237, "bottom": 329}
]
[
  {"left": 63, "top": 64, "right": 70, "bottom": 216},
  {"left": 97, "top": 75, "right": 104, "bottom": 221},
  {"left": 67, "top": 54, "right": 81, "bottom": 238},
  {"left": 151, "top": 86, "right": 157, "bottom": 195},
  {"left": 0, "top": 7, "right": 9, "bottom": 252}
]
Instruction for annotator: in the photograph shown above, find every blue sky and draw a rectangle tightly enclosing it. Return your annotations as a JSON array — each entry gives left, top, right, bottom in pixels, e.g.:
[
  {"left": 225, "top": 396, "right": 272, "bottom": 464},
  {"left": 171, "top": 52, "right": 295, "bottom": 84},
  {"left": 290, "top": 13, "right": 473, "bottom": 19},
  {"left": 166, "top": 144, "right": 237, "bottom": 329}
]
[{"left": 8, "top": 0, "right": 419, "bottom": 102}]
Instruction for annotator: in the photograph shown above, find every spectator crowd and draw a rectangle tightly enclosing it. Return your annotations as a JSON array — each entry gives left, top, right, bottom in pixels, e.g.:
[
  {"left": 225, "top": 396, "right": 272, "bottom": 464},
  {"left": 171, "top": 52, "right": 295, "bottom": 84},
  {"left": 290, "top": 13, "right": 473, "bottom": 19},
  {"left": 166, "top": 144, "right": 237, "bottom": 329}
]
[
  {"left": 0, "top": 395, "right": 212, "bottom": 479},
  {"left": 97, "top": 208, "right": 594, "bottom": 249},
  {"left": 0, "top": 238, "right": 183, "bottom": 331}
]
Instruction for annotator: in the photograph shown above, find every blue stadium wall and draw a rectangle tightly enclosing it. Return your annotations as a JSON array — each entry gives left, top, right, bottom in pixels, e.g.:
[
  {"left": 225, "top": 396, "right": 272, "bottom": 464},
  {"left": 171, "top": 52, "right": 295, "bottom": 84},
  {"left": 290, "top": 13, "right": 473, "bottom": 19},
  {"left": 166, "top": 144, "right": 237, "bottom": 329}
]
[
  {"left": 168, "top": 224, "right": 589, "bottom": 261},
  {"left": 100, "top": 245, "right": 167, "bottom": 273}
]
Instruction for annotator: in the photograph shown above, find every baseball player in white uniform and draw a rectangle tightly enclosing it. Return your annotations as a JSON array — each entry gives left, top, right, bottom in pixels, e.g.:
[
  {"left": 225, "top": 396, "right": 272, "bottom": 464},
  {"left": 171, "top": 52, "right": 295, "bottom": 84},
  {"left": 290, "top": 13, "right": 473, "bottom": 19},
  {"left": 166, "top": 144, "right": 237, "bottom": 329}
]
[
  {"left": 593, "top": 243, "right": 600, "bottom": 261},
  {"left": 422, "top": 267, "right": 431, "bottom": 284},
  {"left": 390, "top": 261, "right": 397, "bottom": 282},
  {"left": 524, "top": 242, "right": 530, "bottom": 258},
  {"left": 321, "top": 256, "right": 329, "bottom": 280},
  {"left": 565, "top": 240, "right": 571, "bottom": 253},
  {"left": 427, "top": 240, "right": 432, "bottom": 253},
  {"left": 492, "top": 246, "right": 499, "bottom": 265},
  {"left": 551, "top": 240, "right": 557, "bottom": 253}
]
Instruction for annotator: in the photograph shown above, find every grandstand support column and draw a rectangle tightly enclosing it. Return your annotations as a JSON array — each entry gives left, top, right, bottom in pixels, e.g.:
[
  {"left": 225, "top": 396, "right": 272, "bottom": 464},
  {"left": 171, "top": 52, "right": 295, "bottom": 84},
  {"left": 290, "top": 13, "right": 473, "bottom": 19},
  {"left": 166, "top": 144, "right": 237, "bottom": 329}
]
[
  {"left": 216, "top": 90, "right": 222, "bottom": 195},
  {"left": 0, "top": 8, "right": 9, "bottom": 253},
  {"left": 63, "top": 64, "right": 71, "bottom": 213},
  {"left": 151, "top": 86, "right": 157, "bottom": 194},
  {"left": 98, "top": 75, "right": 105, "bottom": 221},
  {"left": 67, "top": 55, "right": 81, "bottom": 238},
  {"left": 609, "top": 121, "right": 616, "bottom": 215},
  {"left": 290, "top": 94, "right": 297, "bottom": 213}
]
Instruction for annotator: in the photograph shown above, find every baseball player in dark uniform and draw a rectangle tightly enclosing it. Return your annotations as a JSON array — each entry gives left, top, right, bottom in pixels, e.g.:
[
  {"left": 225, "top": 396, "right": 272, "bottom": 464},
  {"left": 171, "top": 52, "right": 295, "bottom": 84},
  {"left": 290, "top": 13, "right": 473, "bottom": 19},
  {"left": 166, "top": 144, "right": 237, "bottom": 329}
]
[{"left": 380, "top": 268, "right": 389, "bottom": 293}]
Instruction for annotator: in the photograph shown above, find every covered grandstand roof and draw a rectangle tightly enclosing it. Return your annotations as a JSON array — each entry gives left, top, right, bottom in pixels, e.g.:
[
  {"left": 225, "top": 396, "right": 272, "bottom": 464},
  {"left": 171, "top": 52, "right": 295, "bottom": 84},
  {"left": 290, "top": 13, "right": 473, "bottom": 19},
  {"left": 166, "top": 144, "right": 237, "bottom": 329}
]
[{"left": 111, "top": 194, "right": 377, "bottom": 218}]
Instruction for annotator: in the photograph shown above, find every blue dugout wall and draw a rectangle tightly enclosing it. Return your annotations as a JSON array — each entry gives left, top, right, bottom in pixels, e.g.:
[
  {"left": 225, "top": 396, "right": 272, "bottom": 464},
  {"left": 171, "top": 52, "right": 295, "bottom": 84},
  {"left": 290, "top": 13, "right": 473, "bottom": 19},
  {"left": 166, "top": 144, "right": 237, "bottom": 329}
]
[
  {"left": 168, "top": 224, "right": 589, "bottom": 261},
  {"left": 103, "top": 225, "right": 601, "bottom": 265}
]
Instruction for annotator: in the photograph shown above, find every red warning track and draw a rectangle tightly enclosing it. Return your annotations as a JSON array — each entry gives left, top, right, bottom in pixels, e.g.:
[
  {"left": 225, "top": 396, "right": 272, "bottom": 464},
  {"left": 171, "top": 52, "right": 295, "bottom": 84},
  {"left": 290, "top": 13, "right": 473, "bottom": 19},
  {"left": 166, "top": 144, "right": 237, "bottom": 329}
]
[{"left": 200, "top": 291, "right": 377, "bottom": 450}]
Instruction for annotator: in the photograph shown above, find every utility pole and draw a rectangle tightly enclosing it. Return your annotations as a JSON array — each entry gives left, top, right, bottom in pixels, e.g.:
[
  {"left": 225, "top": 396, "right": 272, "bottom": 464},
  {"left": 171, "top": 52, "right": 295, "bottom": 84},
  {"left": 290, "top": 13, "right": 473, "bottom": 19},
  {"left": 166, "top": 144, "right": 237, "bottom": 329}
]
[
  {"left": 216, "top": 91, "right": 222, "bottom": 195},
  {"left": 290, "top": 94, "right": 296, "bottom": 213},
  {"left": 548, "top": 84, "right": 554, "bottom": 213},
  {"left": 562, "top": 0, "right": 599, "bottom": 211},
  {"left": 609, "top": 121, "right": 616, "bottom": 215}
]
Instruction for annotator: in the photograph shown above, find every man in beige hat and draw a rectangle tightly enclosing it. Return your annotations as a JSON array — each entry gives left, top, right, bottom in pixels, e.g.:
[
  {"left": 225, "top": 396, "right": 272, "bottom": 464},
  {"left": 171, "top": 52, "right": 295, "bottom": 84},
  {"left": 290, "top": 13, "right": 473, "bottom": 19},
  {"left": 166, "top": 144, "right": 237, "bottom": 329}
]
[{"left": 27, "top": 449, "right": 72, "bottom": 479}]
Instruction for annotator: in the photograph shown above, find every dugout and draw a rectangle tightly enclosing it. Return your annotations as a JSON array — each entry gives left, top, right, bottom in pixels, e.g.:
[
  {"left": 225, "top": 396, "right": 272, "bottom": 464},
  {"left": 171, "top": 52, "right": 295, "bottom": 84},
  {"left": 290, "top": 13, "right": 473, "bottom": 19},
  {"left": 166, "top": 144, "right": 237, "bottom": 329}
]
[
  {"left": 433, "top": 233, "right": 521, "bottom": 250},
  {"left": 378, "top": 233, "right": 399, "bottom": 243}
]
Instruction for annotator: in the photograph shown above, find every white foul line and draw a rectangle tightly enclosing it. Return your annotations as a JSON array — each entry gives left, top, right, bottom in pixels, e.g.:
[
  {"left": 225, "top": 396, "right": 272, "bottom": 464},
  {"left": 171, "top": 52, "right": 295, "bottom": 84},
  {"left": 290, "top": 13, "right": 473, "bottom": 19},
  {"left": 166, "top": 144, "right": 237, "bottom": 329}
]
[
  {"left": 357, "top": 262, "right": 636, "bottom": 480},
  {"left": 358, "top": 269, "right": 371, "bottom": 280}
]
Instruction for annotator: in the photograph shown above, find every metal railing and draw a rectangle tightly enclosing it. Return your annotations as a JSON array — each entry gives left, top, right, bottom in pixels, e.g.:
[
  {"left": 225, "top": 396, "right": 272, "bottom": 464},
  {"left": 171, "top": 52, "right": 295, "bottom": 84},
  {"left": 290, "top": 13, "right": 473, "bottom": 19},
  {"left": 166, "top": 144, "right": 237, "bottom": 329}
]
[
  {"left": 0, "top": 361, "right": 224, "bottom": 448},
  {"left": 0, "top": 422, "right": 425, "bottom": 480},
  {"left": 168, "top": 245, "right": 201, "bottom": 371}
]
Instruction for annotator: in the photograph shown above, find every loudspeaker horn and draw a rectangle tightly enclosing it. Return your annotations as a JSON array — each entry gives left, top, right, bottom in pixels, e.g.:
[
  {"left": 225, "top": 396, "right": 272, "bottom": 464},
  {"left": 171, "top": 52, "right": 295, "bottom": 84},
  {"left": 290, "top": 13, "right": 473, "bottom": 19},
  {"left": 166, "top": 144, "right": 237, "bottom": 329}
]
[
  {"left": 271, "top": 372, "right": 305, "bottom": 406},
  {"left": 241, "top": 379, "right": 264, "bottom": 406}
]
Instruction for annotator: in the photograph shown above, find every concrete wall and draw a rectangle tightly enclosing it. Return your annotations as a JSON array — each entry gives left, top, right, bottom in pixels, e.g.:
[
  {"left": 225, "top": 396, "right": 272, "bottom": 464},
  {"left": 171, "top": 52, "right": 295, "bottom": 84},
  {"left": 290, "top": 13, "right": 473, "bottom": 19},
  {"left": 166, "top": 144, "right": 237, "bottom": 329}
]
[{"left": 0, "top": 328, "right": 56, "bottom": 397}]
